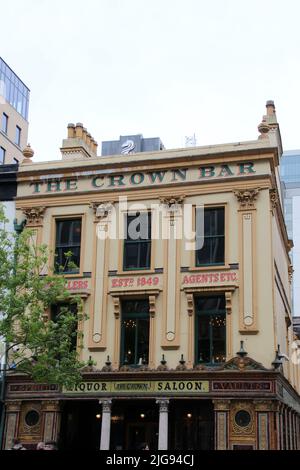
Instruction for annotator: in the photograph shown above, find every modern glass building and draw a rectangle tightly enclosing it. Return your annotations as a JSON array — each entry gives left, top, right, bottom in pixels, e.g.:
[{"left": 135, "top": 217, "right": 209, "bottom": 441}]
[
  {"left": 0, "top": 58, "right": 30, "bottom": 164},
  {"left": 280, "top": 150, "right": 300, "bottom": 315},
  {"left": 0, "top": 58, "right": 29, "bottom": 120}
]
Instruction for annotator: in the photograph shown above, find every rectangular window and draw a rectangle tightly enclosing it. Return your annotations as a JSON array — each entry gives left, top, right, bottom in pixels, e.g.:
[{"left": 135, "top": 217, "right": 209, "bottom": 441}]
[
  {"left": 123, "top": 212, "right": 151, "bottom": 270},
  {"left": 15, "top": 125, "right": 21, "bottom": 146},
  {"left": 196, "top": 207, "right": 225, "bottom": 266},
  {"left": 120, "top": 299, "right": 150, "bottom": 366},
  {"left": 51, "top": 303, "right": 78, "bottom": 352},
  {"left": 55, "top": 219, "right": 82, "bottom": 274},
  {"left": 0, "top": 147, "right": 5, "bottom": 164},
  {"left": 195, "top": 295, "right": 226, "bottom": 365},
  {"left": 1, "top": 113, "right": 8, "bottom": 133}
]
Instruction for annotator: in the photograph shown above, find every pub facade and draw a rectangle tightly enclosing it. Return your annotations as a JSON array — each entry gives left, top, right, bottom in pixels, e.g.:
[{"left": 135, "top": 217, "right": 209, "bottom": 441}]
[{"left": 3, "top": 102, "right": 300, "bottom": 450}]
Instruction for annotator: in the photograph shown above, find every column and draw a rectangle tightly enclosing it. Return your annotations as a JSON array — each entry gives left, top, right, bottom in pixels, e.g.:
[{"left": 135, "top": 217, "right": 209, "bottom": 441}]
[
  {"left": 3, "top": 401, "right": 21, "bottom": 450},
  {"left": 41, "top": 400, "right": 61, "bottom": 444},
  {"left": 99, "top": 399, "right": 112, "bottom": 450},
  {"left": 156, "top": 399, "right": 169, "bottom": 450}
]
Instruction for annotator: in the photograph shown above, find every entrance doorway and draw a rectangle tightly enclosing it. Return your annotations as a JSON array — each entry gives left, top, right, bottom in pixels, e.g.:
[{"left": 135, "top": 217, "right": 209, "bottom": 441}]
[
  {"left": 110, "top": 400, "right": 158, "bottom": 450},
  {"left": 169, "top": 400, "right": 214, "bottom": 450},
  {"left": 59, "top": 400, "right": 102, "bottom": 450}
]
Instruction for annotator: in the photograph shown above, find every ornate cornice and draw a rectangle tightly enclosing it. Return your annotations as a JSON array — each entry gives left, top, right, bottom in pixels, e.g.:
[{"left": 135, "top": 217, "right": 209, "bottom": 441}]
[
  {"left": 233, "top": 188, "right": 260, "bottom": 210},
  {"left": 21, "top": 206, "right": 46, "bottom": 226}
]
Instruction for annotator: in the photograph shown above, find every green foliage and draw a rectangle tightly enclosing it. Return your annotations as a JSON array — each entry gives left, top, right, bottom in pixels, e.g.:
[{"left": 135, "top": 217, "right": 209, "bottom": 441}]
[{"left": 0, "top": 204, "right": 88, "bottom": 388}]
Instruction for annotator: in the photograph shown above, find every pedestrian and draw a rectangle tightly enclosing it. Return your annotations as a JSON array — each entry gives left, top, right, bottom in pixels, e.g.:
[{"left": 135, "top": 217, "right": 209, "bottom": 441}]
[
  {"left": 44, "top": 440, "right": 58, "bottom": 450},
  {"left": 36, "top": 441, "right": 46, "bottom": 450},
  {"left": 10, "top": 438, "right": 26, "bottom": 450}
]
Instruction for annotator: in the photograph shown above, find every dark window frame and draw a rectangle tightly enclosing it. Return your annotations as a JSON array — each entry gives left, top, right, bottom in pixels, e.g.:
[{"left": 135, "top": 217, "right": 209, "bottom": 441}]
[
  {"left": 1, "top": 113, "right": 8, "bottom": 134},
  {"left": 15, "top": 125, "right": 21, "bottom": 146},
  {"left": 54, "top": 218, "right": 82, "bottom": 274},
  {"left": 195, "top": 206, "right": 225, "bottom": 267},
  {"left": 195, "top": 294, "right": 226, "bottom": 366},
  {"left": 0, "top": 146, "right": 6, "bottom": 164},
  {"left": 120, "top": 299, "right": 150, "bottom": 367},
  {"left": 123, "top": 212, "right": 151, "bottom": 271}
]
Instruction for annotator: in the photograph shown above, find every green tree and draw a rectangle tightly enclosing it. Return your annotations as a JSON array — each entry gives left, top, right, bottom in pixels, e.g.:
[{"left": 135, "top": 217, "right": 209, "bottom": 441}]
[{"left": 0, "top": 204, "right": 88, "bottom": 388}]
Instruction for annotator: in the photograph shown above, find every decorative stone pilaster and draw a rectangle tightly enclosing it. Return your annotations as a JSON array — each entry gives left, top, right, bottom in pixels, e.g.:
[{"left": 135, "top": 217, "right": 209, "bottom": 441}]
[
  {"left": 186, "top": 293, "right": 194, "bottom": 368},
  {"left": 213, "top": 400, "right": 230, "bottom": 450},
  {"left": 112, "top": 296, "right": 121, "bottom": 369},
  {"left": 3, "top": 401, "right": 22, "bottom": 449},
  {"left": 99, "top": 399, "right": 112, "bottom": 450},
  {"left": 88, "top": 201, "right": 114, "bottom": 350},
  {"left": 156, "top": 399, "right": 169, "bottom": 450},
  {"left": 254, "top": 401, "right": 271, "bottom": 450},
  {"left": 160, "top": 196, "right": 184, "bottom": 349},
  {"left": 41, "top": 400, "right": 61, "bottom": 444},
  {"left": 234, "top": 188, "right": 259, "bottom": 333}
]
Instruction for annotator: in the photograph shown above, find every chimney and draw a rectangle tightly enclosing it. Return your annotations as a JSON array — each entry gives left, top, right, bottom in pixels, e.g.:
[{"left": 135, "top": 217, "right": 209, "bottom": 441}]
[
  {"left": 257, "top": 100, "right": 283, "bottom": 157},
  {"left": 61, "top": 123, "right": 98, "bottom": 161}
]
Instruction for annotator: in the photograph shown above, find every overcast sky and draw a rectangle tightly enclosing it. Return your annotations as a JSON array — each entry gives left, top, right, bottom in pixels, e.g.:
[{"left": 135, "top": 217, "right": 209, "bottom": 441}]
[{"left": 2, "top": 0, "right": 300, "bottom": 162}]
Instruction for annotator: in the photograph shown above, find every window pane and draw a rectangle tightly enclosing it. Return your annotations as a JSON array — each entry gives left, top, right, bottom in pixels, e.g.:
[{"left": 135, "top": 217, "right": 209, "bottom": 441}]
[
  {"left": 196, "top": 208, "right": 225, "bottom": 266},
  {"left": 195, "top": 295, "right": 226, "bottom": 364},
  {"left": 137, "top": 318, "right": 150, "bottom": 363},
  {"left": 121, "top": 299, "right": 150, "bottom": 366},
  {"left": 196, "top": 236, "right": 224, "bottom": 265},
  {"left": 139, "top": 241, "right": 151, "bottom": 268},
  {"left": 197, "top": 315, "right": 210, "bottom": 363},
  {"left": 122, "top": 318, "right": 136, "bottom": 364},
  {"left": 211, "top": 314, "right": 226, "bottom": 363},
  {"left": 124, "top": 242, "right": 139, "bottom": 269},
  {"left": 195, "top": 295, "right": 225, "bottom": 312},
  {"left": 55, "top": 219, "right": 81, "bottom": 273},
  {"left": 122, "top": 299, "right": 149, "bottom": 316},
  {"left": 123, "top": 213, "right": 151, "bottom": 270}
]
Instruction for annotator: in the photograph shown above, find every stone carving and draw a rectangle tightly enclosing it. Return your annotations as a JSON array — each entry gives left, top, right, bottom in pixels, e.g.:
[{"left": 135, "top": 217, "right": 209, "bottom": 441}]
[
  {"left": 288, "top": 265, "right": 294, "bottom": 284},
  {"left": 21, "top": 207, "right": 46, "bottom": 226},
  {"left": 90, "top": 201, "right": 114, "bottom": 220},
  {"left": 99, "top": 399, "right": 112, "bottom": 413},
  {"left": 186, "top": 293, "right": 194, "bottom": 317},
  {"left": 159, "top": 195, "right": 185, "bottom": 213},
  {"left": 269, "top": 188, "right": 279, "bottom": 210},
  {"left": 156, "top": 399, "right": 169, "bottom": 413},
  {"left": 221, "top": 355, "right": 267, "bottom": 371},
  {"left": 233, "top": 188, "right": 260, "bottom": 209}
]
